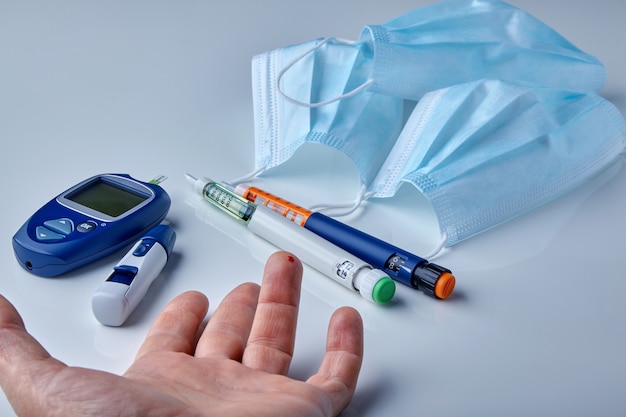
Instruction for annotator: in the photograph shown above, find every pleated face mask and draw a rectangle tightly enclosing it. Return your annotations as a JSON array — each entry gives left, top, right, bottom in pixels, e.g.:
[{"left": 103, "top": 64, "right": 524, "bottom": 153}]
[
  {"left": 259, "top": 0, "right": 605, "bottom": 112},
  {"left": 355, "top": 0, "right": 606, "bottom": 100},
  {"left": 370, "top": 79, "right": 626, "bottom": 246},
  {"left": 251, "top": 0, "right": 606, "bottom": 178},
  {"left": 252, "top": 38, "right": 407, "bottom": 186},
  {"left": 246, "top": 0, "right": 623, "bottom": 249}
]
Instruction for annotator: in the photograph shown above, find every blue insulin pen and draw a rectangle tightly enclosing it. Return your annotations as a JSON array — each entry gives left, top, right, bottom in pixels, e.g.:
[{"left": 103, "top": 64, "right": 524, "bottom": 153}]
[
  {"left": 234, "top": 184, "right": 455, "bottom": 300},
  {"left": 186, "top": 174, "right": 396, "bottom": 305}
]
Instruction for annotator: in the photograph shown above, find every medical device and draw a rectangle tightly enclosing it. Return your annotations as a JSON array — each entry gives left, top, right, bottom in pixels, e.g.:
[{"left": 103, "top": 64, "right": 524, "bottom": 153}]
[
  {"left": 12, "top": 174, "right": 171, "bottom": 277},
  {"left": 92, "top": 223, "right": 176, "bottom": 326},
  {"left": 186, "top": 174, "right": 396, "bottom": 304}
]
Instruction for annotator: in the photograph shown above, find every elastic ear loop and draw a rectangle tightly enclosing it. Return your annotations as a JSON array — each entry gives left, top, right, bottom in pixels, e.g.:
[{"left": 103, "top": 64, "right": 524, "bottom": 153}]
[
  {"left": 308, "top": 184, "right": 375, "bottom": 216},
  {"left": 423, "top": 232, "right": 449, "bottom": 260},
  {"left": 225, "top": 166, "right": 268, "bottom": 188},
  {"left": 276, "top": 37, "right": 374, "bottom": 108}
]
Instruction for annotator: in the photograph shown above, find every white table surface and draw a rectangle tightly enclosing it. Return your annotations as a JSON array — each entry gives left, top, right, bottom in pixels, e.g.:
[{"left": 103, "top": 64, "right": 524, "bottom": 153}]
[{"left": 1, "top": 1, "right": 625, "bottom": 416}]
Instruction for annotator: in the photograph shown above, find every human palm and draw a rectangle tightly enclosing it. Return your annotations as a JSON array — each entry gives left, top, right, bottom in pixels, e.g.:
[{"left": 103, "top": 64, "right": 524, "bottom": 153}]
[{"left": 0, "top": 252, "right": 364, "bottom": 417}]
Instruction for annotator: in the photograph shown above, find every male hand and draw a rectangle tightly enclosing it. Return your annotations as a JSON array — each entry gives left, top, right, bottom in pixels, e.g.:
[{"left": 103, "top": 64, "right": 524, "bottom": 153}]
[{"left": 0, "top": 251, "right": 364, "bottom": 417}]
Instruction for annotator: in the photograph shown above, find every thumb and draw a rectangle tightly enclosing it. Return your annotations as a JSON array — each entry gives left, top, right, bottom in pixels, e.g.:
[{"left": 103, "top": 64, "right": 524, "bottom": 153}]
[{"left": 0, "top": 295, "right": 60, "bottom": 388}]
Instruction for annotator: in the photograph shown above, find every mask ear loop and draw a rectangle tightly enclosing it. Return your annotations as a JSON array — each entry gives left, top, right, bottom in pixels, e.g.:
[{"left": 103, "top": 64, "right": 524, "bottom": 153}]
[
  {"left": 225, "top": 166, "right": 268, "bottom": 188},
  {"left": 307, "top": 184, "right": 375, "bottom": 217},
  {"left": 423, "top": 232, "right": 449, "bottom": 260},
  {"left": 276, "top": 37, "right": 374, "bottom": 108}
]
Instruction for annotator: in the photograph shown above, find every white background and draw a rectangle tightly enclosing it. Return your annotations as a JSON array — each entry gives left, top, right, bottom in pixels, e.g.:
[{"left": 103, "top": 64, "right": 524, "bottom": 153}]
[{"left": 1, "top": 1, "right": 625, "bottom": 416}]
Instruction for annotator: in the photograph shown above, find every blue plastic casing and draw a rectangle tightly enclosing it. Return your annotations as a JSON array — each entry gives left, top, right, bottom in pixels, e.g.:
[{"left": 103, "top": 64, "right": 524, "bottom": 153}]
[
  {"left": 135, "top": 223, "right": 177, "bottom": 258},
  {"left": 12, "top": 174, "right": 171, "bottom": 277}
]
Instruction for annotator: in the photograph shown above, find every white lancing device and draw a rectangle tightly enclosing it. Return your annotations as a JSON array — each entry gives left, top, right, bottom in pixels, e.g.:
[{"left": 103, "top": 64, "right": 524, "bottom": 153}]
[{"left": 91, "top": 224, "right": 176, "bottom": 326}]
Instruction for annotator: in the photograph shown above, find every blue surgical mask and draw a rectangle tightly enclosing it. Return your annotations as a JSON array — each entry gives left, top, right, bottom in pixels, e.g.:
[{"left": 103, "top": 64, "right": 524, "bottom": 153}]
[
  {"left": 246, "top": 0, "right": 622, "bottom": 249},
  {"left": 252, "top": 38, "right": 407, "bottom": 186},
  {"left": 370, "top": 79, "right": 626, "bottom": 246},
  {"left": 354, "top": 0, "right": 606, "bottom": 100},
  {"left": 251, "top": 0, "right": 606, "bottom": 179},
  {"left": 268, "top": 0, "right": 605, "bottom": 108}
]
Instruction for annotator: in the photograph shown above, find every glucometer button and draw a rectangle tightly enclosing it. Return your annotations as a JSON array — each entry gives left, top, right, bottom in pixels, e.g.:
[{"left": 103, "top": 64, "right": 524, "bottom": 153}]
[
  {"left": 77, "top": 221, "right": 98, "bottom": 233},
  {"left": 35, "top": 226, "right": 65, "bottom": 241},
  {"left": 44, "top": 218, "right": 74, "bottom": 235}
]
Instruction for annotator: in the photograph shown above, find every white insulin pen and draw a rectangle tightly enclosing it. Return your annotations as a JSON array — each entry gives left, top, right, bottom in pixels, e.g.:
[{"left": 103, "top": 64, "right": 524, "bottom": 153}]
[
  {"left": 92, "top": 223, "right": 176, "bottom": 326},
  {"left": 186, "top": 174, "right": 396, "bottom": 304}
]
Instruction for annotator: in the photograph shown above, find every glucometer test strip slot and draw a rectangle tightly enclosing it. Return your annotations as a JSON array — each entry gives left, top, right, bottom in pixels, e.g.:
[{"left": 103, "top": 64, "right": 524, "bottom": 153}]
[
  {"left": 234, "top": 184, "right": 455, "bottom": 300},
  {"left": 186, "top": 174, "right": 396, "bottom": 304}
]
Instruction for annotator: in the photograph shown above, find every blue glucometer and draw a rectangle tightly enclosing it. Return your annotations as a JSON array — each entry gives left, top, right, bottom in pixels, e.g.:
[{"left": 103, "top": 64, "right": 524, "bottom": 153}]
[{"left": 12, "top": 173, "right": 171, "bottom": 277}]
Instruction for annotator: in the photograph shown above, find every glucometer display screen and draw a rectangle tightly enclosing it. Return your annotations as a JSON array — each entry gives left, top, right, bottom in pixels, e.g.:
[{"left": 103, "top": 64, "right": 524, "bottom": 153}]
[{"left": 66, "top": 179, "right": 148, "bottom": 217}]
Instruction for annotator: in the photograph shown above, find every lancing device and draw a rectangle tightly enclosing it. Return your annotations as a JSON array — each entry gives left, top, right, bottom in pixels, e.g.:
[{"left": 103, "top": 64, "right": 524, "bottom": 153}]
[
  {"left": 234, "top": 184, "right": 455, "bottom": 300},
  {"left": 92, "top": 223, "right": 176, "bottom": 326},
  {"left": 186, "top": 174, "right": 396, "bottom": 304}
]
